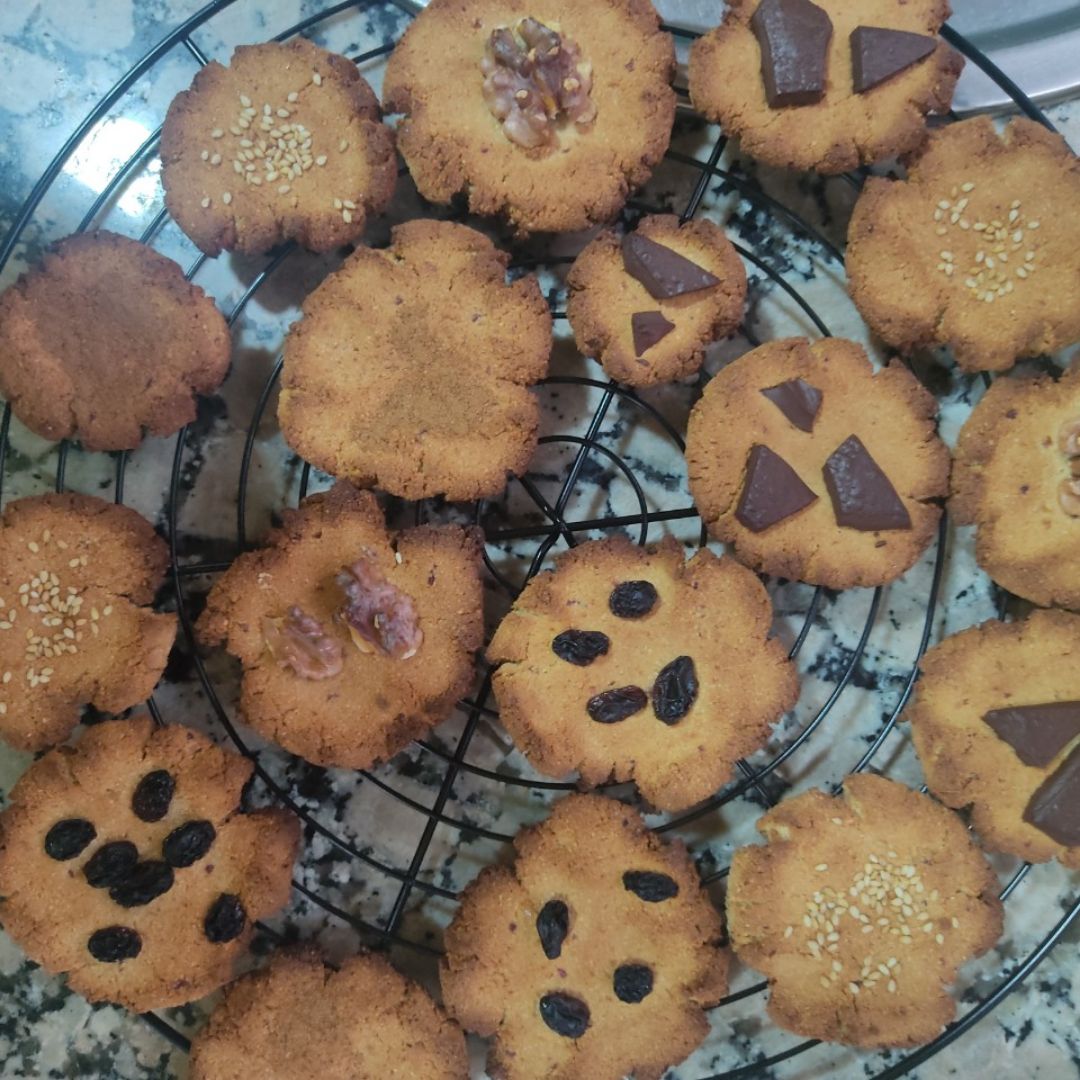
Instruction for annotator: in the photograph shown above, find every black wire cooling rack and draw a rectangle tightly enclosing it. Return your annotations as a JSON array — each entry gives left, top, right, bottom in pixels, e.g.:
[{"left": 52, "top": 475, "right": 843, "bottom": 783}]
[{"left": 1, "top": 2, "right": 1078, "bottom": 1077}]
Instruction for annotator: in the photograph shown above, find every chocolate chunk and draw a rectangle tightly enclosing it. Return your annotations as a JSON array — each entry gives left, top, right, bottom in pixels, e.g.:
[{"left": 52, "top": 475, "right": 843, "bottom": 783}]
[
  {"left": 84, "top": 841, "right": 139, "bottom": 888},
  {"left": 851, "top": 26, "right": 937, "bottom": 94},
  {"left": 735, "top": 444, "right": 818, "bottom": 533},
  {"left": 613, "top": 964, "right": 654, "bottom": 1003},
  {"left": 631, "top": 311, "right": 676, "bottom": 356},
  {"left": 87, "top": 926, "right": 142, "bottom": 963},
  {"left": 587, "top": 686, "right": 648, "bottom": 724},
  {"left": 162, "top": 820, "right": 217, "bottom": 868},
  {"left": 750, "top": 0, "right": 833, "bottom": 108},
  {"left": 823, "top": 435, "right": 911, "bottom": 531},
  {"left": 109, "top": 860, "right": 175, "bottom": 908},
  {"left": 622, "top": 234, "right": 720, "bottom": 300},
  {"left": 760, "top": 378, "right": 823, "bottom": 432},
  {"left": 652, "top": 656, "right": 698, "bottom": 725},
  {"left": 552, "top": 629, "right": 610, "bottom": 667},
  {"left": 536, "top": 899, "right": 570, "bottom": 959},
  {"left": 622, "top": 870, "right": 679, "bottom": 902},
  {"left": 132, "top": 770, "right": 175, "bottom": 822},
  {"left": 538, "top": 992, "right": 590, "bottom": 1038},
  {"left": 44, "top": 818, "right": 96, "bottom": 861},
  {"left": 609, "top": 580, "right": 658, "bottom": 619},
  {"left": 1024, "top": 744, "right": 1080, "bottom": 848},
  {"left": 984, "top": 702, "right": 1080, "bottom": 768},
  {"left": 204, "top": 893, "right": 247, "bottom": 943}
]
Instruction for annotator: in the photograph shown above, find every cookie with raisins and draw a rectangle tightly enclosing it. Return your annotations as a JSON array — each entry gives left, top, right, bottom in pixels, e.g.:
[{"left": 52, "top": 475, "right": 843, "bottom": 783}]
[
  {"left": 442, "top": 794, "right": 727, "bottom": 1080},
  {"left": 0, "top": 715, "right": 298, "bottom": 1011}
]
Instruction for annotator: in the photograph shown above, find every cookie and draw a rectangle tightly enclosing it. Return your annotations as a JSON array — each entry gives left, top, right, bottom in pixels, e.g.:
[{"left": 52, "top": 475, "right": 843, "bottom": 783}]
[
  {"left": 0, "top": 716, "right": 299, "bottom": 1011},
  {"left": 188, "top": 950, "right": 468, "bottom": 1080},
  {"left": 727, "top": 774, "right": 1003, "bottom": 1048},
  {"left": 278, "top": 220, "right": 551, "bottom": 501},
  {"left": 565, "top": 215, "right": 747, "bottom": 387},
  {"left": 0, "top": 493, "right": 176, "bottom": 752},
  {"left": 383, "top": 0, "right": 676, "bottom": 233},
  {"left": 847, "top": 117, "right": 1080, "bottom": 373},
  {"left": 441, "top": 793, "right": 728, "bottom": 1080},
  {"left": 689, "top": 0, "right": 961, "bottom": 174},
  {"left": 910, "top": 610, "right": 1080, "bottom": 869},
  {"left": 685, "top": 337, "right": 950, "bottom": 588},
  {"left": 0, "top": 231, "right": 231, "bottom": 451},
  {"left": 162, "top": 39, "right": 396, "bottom": 257},
  {"left": 487, "top": 536, "right": 799, "bottom": 811},
  {"left": 951, "top": 360, "right": 1080, "bottom": 609},
  {"left": 197, "top": 482, "right": 484, "bottom": 771}
]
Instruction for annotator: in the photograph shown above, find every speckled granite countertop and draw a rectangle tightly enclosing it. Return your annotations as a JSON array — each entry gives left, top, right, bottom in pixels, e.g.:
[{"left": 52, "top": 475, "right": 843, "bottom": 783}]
[{"left": 0, "top": 2, "right": 1078, "bottom": 1078}]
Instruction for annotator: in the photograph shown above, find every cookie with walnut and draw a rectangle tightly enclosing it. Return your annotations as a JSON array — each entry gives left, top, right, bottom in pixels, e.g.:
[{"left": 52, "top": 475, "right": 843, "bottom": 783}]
[
  {"left": 727, "top": 774, "right": 1003, "bottom": 1048},
  {"left": 0, "top": 715, "right": 299, "bottom": 1012},
  {"left": 198, "top": 482, "right": 484, "bottom": 771},
  {"left": 487, "top": 536, "right": 799, "bottom": 812},
  {"left": 566, "top": 215, "right": 747, "bottom": 387},
  {"left": 383, "top": 0, "right": 676, "bottom": 233},
  {"left": 0, "top": 492, "right": 176, "bottom": 752},
  {"left": 848, "top": 118, "right": 1080, "bottom": 373},
  {"left": 441, "top": 793, "right": 728, "bottom": 1080},
  {"left": 162, "top": 39, "right": 396, "bottom": 257}
]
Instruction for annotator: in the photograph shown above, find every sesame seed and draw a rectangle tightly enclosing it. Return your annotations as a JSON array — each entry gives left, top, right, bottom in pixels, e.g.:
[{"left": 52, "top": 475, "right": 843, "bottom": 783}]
[
  {"left": 887, "top": 979, "right": 897, "bottom": 993},
  {"left": 937, "top": 199, "right": 951, "bottom": 210},
  {"left": 315, "top": 154, "right": 328, "bottom": 167},
  {"left": 819, "top": 976, "right": 831, "bottom": 989},
  {"left": 784, "top": 925, "right": 793, "bottom": 938},
  {"left": 211, "top": 153, "right": 222, "bottom": 166},
  {"left": 1029, "top": 220, "right": 1040, "bottom": 229},
  {"left": 278, "top": 183, "right": 291, "bottom": 194},
  {"left": 200, "top": 149, "right": 209, "bottom": 161},
  {"left": 277, "top": 108, "right": 291, "bottom": 118},
  {"left": 230, "top": 126, "right": 242, "bottom": 136},
  {"left": 288, "top": 91, "right": 299, "bottom": 102},
  {"left": 935, "top": 933, "right": 945, "bottom": 944},
  {"left": 339, "top": 139, "right": 349, "bottom": 152},
  {"left": 313, "top": 71, "right": 323, "bottom": 86},
  {"left": 211, "top": 128, "right": 224, "bottom": 139},
  {"left": 201, "top": 197, "right": 211, "bottom": 209},
  {"left": 1, "top": 672, "right": 9, "bottom": 684},
  {"left": 342, "top": 209, "right": 353, "bottom": 224},
  {"left": 815, "top": 863, "right": 829, "bottom": 872},
  {"left": 961, "top": 182, "right": 975, "bottom": 192}
]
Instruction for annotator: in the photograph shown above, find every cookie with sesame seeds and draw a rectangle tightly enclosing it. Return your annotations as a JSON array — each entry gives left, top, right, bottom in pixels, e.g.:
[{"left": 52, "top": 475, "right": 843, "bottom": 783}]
[
  {"left": 197, "top": 482, "right": 484, "bottom": 771},
  {"left": 278, "top": 219, "right": 551, "bottom": 501},
  {"left": 382, "top": 0, "right": 676, "bottom": 234},
  {"left": 726, "top": 774, "right": 1003, "bottom": 1048},
  {"left": 565, "top": 214, "right": 747, "bottom": 387},
  {"left": 161, "top": 38, "right": 396, "bottom": 257},
  {"left": 0, "top": 714, "right": 299, "bottom": 1011},
  {"left": 847, "top": 117, "right": 1080, "bottom": 373},
  {"left": 0, "top": 230, "right": 231, "bottom": 451},
  {"left": 188, "top": 950, "right": 469, "bottom": 1080},
  {"left": 0, "top": 492, "right": 176, "bottom": 752},
  {"left": 441, "top": 793, "right": 728, "bottom": 1080}
]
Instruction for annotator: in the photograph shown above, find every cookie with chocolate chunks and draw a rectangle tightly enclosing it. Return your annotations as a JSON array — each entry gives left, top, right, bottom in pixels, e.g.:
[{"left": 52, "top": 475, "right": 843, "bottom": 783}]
[
  {"left": 689, "top": 0, "right": 961, "bottom": 173},
  {"left": 487, "top": 536, "right": 798, "bottom": 812},
  {"left": 566, "top": 215, "right": 746, "bottom": 387},
  {"left": 441, "top": 794, "right": 728, "bottom": 1080},
  {"left": 686, "top": 337, "right": 949, "bottom": 588},
  {"left": 198, "top": 482, "right": 484, "bottom": 771},
  {"left": 727, "top": 775, "right": 1003, "bottom": 1048},
  {"left": 911, "top": 609, "right": 1080, "bottom": 868},
  {"left": 0, "top": 716, "right": 298, "bottom": 1011}
]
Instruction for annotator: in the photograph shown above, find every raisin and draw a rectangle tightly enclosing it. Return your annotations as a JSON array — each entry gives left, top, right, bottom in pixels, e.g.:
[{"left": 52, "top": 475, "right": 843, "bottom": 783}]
[
  {"left": 204, "top": 893, "right": 247, "bottom": 943},
  {"left": 83, "top": 841, "right": 139, "bottom": 888},
  {"left": 538, "top": 992, "right": 590, "bottom": 1038},
  {"left": 43, "top": 818, "right": 96, "bottom": 861},
  {"left": 613, "top": 964, "right": 654, "bottom": 1003},
  {"left": 162, "top": 820, "right": 216, "bottom": 868},
  {"left": 623, "top": 870, "right": 679, "bottom": 902},
  {"left": 651, "top": 656, "right": 698, "bottom": 725},
  {"left": 87, "top": 926, "right": 142, "bottom": 963},
  {"left": 586, "top": 686, "right": 647, "bottom": 724},
  {"left": 536, "top": 899, "right": 570, "bottom": 959},
  {"left": 551, "top": 629, "right": 610, "bottom": 667},
  {"left": 131, "top": 770, "right": 175, "bottom": 822},
  {"left": 109, "top": 861, "right": 174, "bottom": 908},
  {"left": 609, "top": 580, "right": 658, "bottom": 619}
]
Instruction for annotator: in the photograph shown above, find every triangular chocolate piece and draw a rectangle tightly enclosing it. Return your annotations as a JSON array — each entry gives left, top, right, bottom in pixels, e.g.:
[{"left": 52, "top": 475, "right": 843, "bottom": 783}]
[
  {"left": 736, "top": 444, "right": 818, "bottom": 533},
  {"left": 750, "top": 0, "right": 833, "bottom": 108},
  {"left": 760, "top": 378, "right": 823, "bottom": 432},
  {"left": 632, "top": 311, "right": 676, "bottom": 356},
  {"left": 823, "top": 435, "right": 911, "bottom": 531},
  {"left": 1024, "top": 743, "right": 1080, "bottom": 848},
  {"left": 851, "top": 26, "right": 937, "bottom": 94},
  {"left": 622, "top": 234, "right": 720, "bottom": 300},
  {"left": 985, "top": 702, "right": 1080, "bottom": 768}
]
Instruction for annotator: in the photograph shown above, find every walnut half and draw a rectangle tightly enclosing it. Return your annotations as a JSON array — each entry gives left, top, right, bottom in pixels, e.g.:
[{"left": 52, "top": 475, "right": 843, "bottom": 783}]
[
  {"left": 262, "top": 606, "right": 343, "bottom": 680},
  {"left": 335, "top": 554, "right": 422, "bottom": 660}
]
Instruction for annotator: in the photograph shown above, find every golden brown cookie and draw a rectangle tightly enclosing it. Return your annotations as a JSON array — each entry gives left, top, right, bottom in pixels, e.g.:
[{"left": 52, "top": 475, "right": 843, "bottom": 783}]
[
  {"left": 689, "top": 0, "right": 961, "bottom": 174},
  {"left": 278, "top": 219, "right": 551, "bottom": 501},
  {"left": 0, "top": 716, "right": 299, "bottom": 1011},
  {"left": 0, "top": 231, "right": 231, "bottom": 451},
  {"left": 847, "top": 117, "right": 1080, "bottom": 373},
  {"left": 685, "top": 337, "right": 949, "bottom": 588},
  {"left": 198, "top": 482, "right": 484, "bottom": 771},
  {"left": 441, "top": 794, "right": 728, "bottom": 1080},
  {"left": 0, "top": 492, "right": 176, "bottom": 752},
  {"left": 727, "top": 774, "right": 1003, "bottom": 1048},
  {"left": 487, "top": 536, "right": 799, "bottom": 811},
  {"left": 566, "top": 214, "right": 747, "bottom": 387},
  {"left": 910, "top": 610, "right": 1080, "bottom": 870},
  {"left": 952, "top": 361, "right": 1080, "bottom": 608},
  {"left": 162, "top": 39, "right": 396, "bottom": 257},
  {"left": 382, "top": 0, "right": 676, "bottom": 233},
  {"left": 188, "top": 950, "right": 468, "bottom": 1080}
]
